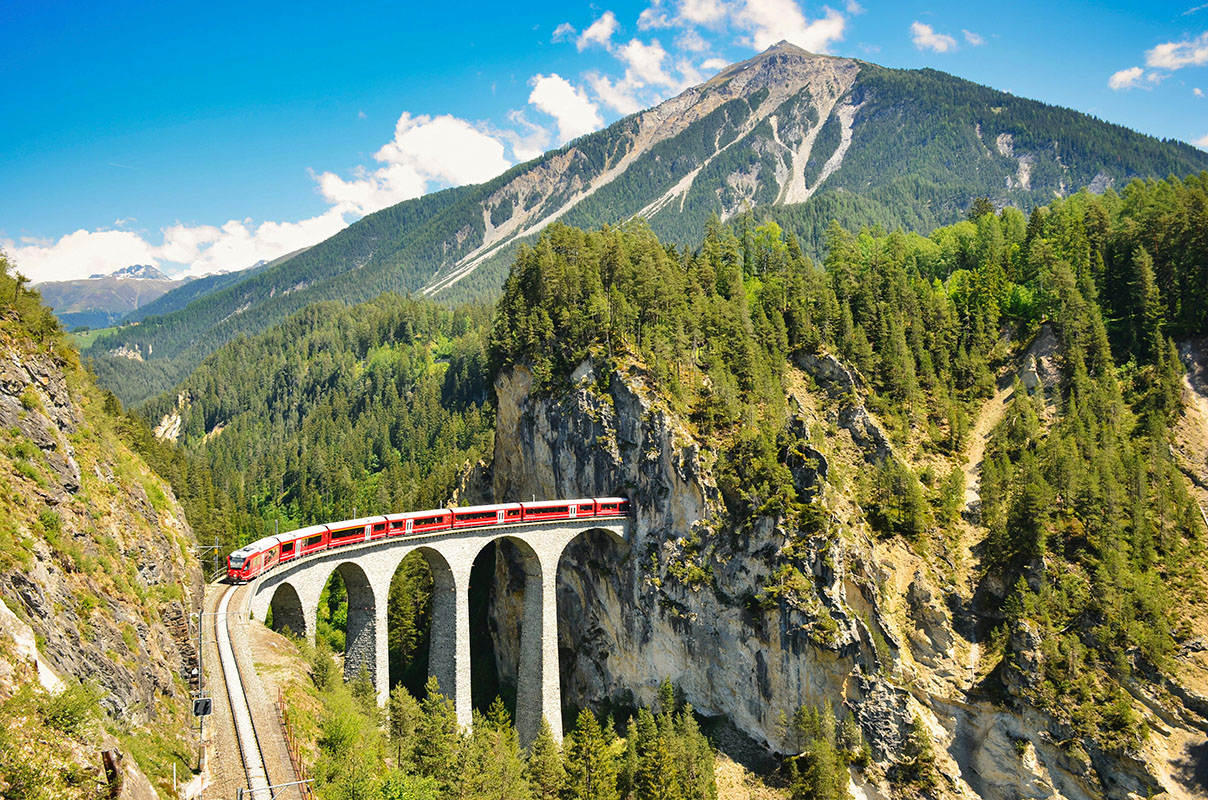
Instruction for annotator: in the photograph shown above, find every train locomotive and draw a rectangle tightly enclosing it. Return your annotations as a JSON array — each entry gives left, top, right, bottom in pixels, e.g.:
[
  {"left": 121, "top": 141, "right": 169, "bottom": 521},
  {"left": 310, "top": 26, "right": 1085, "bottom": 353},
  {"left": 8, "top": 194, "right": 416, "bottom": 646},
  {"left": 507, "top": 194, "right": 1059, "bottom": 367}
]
[{"left": 226, "top": 497, "right": 631, "bottom": 583}]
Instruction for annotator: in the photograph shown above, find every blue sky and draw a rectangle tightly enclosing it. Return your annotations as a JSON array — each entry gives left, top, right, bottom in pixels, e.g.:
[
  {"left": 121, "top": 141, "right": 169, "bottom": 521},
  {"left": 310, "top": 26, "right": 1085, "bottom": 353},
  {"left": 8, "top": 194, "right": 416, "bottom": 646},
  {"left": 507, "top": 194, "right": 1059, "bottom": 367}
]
[{"left": 2, "top": 0, "right": 1206, "bottom": 282}]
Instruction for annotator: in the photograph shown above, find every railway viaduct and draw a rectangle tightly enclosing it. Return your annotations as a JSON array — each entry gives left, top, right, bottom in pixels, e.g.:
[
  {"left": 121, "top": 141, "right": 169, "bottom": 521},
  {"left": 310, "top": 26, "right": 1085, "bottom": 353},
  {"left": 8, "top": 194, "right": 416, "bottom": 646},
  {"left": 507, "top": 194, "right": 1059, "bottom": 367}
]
[{"left": 245, "top": 517, "right": 627, "bottom": 744}]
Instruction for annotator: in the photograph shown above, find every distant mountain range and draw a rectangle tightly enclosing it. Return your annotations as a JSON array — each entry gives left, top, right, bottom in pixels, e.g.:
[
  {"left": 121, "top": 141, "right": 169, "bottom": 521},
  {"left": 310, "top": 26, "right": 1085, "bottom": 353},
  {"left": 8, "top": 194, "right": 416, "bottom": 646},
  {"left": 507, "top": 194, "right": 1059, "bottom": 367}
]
[
  {"left": 37, "top": 265, "right": 181, "bottom": 330},
  {"left": 83, "top": 42, "right": 1208, "bottom": 408}
]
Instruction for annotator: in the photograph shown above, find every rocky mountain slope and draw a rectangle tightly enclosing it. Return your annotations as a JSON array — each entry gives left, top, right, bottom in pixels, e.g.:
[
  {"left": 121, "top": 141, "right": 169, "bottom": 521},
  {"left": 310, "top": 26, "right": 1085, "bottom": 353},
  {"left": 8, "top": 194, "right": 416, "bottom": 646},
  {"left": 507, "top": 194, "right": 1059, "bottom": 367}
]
[
  {"left": 81, "top": 43, "right": 1208, "bottom": 408},
  {"left": 0, "top": 258, "right": 204, "bottom": 798},
  {"left": 481, "top": 347, "right": 1208, "bottom": 800}
]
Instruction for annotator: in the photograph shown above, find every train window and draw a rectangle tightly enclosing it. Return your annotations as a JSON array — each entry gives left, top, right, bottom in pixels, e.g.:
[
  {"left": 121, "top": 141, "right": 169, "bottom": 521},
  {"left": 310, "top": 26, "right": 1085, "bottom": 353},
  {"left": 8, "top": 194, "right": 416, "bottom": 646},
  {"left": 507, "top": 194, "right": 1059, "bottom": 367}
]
[
  {"left": 390, "top": 520, "right": 404, "bottom": 529},
  {"left": 458, "top": 510, "right": 495, "bottom": 522},
  {"left": 281, "top": 542, "right": 295, "bottom": 555},
  {"left": 536, "top": 506, "right": 568, "bottom": 515},
  {"left": 416, "top": 516, "right": 444, "bottom": 526},
  {"left": 304, "top": 535, "right": 324, "bottom": 547},
  {"left": 506, "top": 509, "right": 521, "bottom": 517},
  {"left": 373, "top": 523, "right": 386, "bottom": 532}
]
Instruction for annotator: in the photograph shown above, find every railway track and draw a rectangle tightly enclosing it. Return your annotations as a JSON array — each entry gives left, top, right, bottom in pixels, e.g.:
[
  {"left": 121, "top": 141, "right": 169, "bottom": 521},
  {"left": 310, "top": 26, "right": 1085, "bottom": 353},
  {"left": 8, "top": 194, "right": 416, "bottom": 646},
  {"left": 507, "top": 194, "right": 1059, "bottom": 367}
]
[{"left": 216, "top": 583, "right": 272, "bottom": 798}]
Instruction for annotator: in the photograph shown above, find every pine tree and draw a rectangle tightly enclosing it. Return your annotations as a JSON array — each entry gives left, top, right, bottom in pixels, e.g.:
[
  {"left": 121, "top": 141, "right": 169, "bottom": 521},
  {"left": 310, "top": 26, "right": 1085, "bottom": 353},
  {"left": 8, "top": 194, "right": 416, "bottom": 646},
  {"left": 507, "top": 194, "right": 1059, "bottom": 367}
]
[
  {"left": 564, "top": 709, "right": 619, "bottom": 800},
  {"left": 526, "top": 717, "right": 567, "bottom": 800}
]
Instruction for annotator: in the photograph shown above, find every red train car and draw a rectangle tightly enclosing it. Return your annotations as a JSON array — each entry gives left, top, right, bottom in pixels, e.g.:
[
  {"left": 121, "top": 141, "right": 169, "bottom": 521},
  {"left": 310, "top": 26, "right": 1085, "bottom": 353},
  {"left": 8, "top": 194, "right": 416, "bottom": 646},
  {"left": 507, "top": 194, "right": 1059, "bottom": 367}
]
[
  {"left": 327, "top": 516, "right": 387, "bottom": 548},
  {"left": 384, "top": 509, "right": 453, "bottom": 536},
  {"left": 450, "top": 503, "right": 523, "bottom": 528},
  {"left": 227, "top": 536, "right": 283, "bottom": 583}
]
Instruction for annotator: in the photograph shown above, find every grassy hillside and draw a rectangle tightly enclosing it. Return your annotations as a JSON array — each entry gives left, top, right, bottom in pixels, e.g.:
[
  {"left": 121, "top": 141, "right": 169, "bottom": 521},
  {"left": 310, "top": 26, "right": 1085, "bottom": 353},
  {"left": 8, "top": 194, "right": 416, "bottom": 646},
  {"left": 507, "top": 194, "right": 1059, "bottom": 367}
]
[{"left": 0, "top": 252, "right": 205, "bottom": 798}]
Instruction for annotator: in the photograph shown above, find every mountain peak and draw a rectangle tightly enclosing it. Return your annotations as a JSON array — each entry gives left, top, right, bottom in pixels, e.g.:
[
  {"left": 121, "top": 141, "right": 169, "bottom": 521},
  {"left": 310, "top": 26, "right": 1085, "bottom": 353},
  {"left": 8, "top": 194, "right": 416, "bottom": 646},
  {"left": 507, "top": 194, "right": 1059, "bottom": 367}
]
[{"left": 86, "top": 264, "right": 171, "bottom": 281}]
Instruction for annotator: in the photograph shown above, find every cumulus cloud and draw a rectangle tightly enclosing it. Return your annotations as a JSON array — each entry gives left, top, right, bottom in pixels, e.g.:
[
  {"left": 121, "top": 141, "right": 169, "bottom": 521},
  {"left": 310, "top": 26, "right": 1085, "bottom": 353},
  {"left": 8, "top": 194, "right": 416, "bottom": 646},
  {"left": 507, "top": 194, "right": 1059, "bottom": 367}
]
[
  {"left": 680, "top": 0, "right": 728, "bottom": 26},
  {"left": 963, "top": 29, "right": 985, "bottom": 46},
  {"left": 316, "top": 112, "right": 511, "bottom": 217},
  {"left": 7, "top": 229, "right": 160, "bottom": 283},
  {"left": 737, "top": 0, "right": 846, "bottom": 52},
  {"left": 1146, "top": 31, "right": 1208, "bottom": 70},
  {"left": 1195, "top": 87, "right": 1205, "bottom": 96},
  {"left": 701, "top": 57, "right": 729, "bottom": 71},
  {"left": 911, "top": 22, "right": 956, "bottom": 53},
  {"left": 638, "top": 3, "right": 674, "bottom": 29},
  {"left": 588, "top": 73, "right": 645, "bottom": 114},
  {"left": 618, "top": 38, "right": 679, "bottom": 87},
  {"left": 676, "top": 28, "right": 710, "bottom": 52},
  {"left": 529, "top": 74, "right": 605, "bottom": 141},
  {"left": 1196, "top": 133, "right": 1208, "bottom": 149},
  {"left": 577, "top": 12, "right": 618, "bottom": 51},
  {"left": 552, "top": 22, "right": 576, "bottom": 43},
  {"left": 5, "top": 207, "right": 352, "bottom": 283},
  {"left": 1108, "top": 66, "right": 1145, "bottom": 90}
]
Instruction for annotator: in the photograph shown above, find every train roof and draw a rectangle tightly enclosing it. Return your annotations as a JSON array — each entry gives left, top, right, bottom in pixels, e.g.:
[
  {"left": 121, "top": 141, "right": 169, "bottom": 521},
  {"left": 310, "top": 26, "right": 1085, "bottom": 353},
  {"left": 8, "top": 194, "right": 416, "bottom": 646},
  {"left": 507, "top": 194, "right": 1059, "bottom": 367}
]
[
  {"left": 279, "top": 524, "right": 330, "bottom": 540},
  {"left": 385, "top": 508, "right": 453, "bottom": 519},
  {"left": 231, "top": 536, "right": 279, "bottom": 558},
  {"left": 326, "top": 515, "right": 388, "bottom": 530},
  {"left": 521, "top": 497, "right": 596, "bottom": 506},
  {"left": 449, "top": 502, "right": 523, "bottom": 514}
]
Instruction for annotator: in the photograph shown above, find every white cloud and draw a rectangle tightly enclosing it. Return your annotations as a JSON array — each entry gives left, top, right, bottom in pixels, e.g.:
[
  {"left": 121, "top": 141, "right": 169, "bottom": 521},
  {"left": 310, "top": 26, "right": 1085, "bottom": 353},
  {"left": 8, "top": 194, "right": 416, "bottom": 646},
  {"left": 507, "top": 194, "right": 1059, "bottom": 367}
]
[
  {"left": 588, "top": 73, "right": 645, "bottom": 114},
  {"left": 637, "top": 3, "right": 674, "bottom": 29},
  {"left": 6, "top": 207, "right": 352, "bottom": 284},
  {"left": 167, "top": 210, "right": 349, "bottom": 278},
  {"left": 676, "top": 28, "right": 710, "bottom": 52},
  {"left": 618, "top": 38, "right": 679, "bottom": 87},
  {"left": 317, "top": 112, "right": 511, "bottom": 217},
  {"left": 680, "top": 0, "right": 728, "bottom": 26},
  {"left": 911, "top": 21, "right": 956, "bottom": 53},
  {"left": 1146, "top": 32, "right": 1208, "bottom": 70},
  {"left": 1108, "top": 65, "right": 1145, "bottom": 90},
  {"left": 496, "top": 111, "right": 553, "bottom": 162},
  {"left": 963, "top": 29, "right": 985, "bottom": 46},
  {"left": 1195, "top": 133, "right": 1208, "bottom": 149},
  {"left": 529, "top": 74, "right": 604, "bottom": 141},
  {"left": 737, "top": 0, "right": 846, "bottom": 53},
  {"left": 552, "top": 22, "right": 576, "bottom": 42},
  {"left": 845, "top": 0, "right": 864, "bottom": 12},
  {"left": 701, "top": 57, "right": 729, "bottom": 71},
  {"left": 1195, "top": 87, "right": 1205, "bottom": 96},
  {"left": 9, "top": 229, "right": 160, "bottom": 283},
  {"left": 577, "top": 12, "right": 618, "bottom": 51}
]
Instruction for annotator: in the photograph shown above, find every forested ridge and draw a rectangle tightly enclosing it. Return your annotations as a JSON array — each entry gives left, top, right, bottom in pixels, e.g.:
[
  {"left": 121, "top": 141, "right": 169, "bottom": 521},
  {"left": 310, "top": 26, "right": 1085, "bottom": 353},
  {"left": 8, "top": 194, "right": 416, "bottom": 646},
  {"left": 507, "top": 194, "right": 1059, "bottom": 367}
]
[{"left": 112, "top": 170, "right": 1208, "bottom": 798}]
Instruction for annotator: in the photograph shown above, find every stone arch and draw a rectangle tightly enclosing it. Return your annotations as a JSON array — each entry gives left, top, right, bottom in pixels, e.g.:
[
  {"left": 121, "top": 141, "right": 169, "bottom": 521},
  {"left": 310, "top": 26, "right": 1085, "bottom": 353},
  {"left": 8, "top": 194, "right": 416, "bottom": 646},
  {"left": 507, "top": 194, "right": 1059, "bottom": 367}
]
[
  {"left": 554, "top": 525, "right": 631, "bottom": 729},
  {"left": 472, "top": 534, "right": 546, "bottom": 743},
  {"left": 322, "top": 561, "right": 376, "bottom": 684},
  {"left": 267, "top": 582, "right": 306, "bottom": 638}
]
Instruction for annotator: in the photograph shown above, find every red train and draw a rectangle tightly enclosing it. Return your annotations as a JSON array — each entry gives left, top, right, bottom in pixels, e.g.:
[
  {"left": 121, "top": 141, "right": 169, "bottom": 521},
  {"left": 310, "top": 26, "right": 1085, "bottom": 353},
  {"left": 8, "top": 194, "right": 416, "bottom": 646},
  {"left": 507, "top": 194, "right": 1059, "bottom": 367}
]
[{"left": 226, "top": 497, "right": 631, "bottom": 583}]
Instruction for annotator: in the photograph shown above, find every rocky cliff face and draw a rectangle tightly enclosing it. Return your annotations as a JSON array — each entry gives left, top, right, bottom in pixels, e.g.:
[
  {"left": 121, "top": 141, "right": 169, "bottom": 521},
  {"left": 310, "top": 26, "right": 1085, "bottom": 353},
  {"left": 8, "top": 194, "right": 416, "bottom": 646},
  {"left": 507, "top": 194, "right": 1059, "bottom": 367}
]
[
  {"left": 0, "top": 327, "right": 202, "bottom": 798},
  {"left": 487, "top": 355, "right": 1208, "bottom": 799}
]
